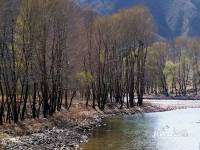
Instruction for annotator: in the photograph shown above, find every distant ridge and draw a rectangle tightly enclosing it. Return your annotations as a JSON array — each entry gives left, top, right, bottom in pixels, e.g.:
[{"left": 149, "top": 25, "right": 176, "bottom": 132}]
[{"left": 79, "top": 0, "right": 200, "bottom": 38}]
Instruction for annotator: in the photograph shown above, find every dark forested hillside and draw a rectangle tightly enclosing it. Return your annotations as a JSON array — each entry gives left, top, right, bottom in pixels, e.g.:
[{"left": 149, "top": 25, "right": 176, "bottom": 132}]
[{"left": 79, "top": 0, "right": 200, "bottom": 37}]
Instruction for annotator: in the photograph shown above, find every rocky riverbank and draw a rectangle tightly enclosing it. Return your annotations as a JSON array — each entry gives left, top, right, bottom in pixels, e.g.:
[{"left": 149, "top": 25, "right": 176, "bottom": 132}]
[
  {"left": 1, "top": 117, "right": 102, "bottom": 150},
  {"left": 1, "top": 100, "right": 200, "bottom": 150}
]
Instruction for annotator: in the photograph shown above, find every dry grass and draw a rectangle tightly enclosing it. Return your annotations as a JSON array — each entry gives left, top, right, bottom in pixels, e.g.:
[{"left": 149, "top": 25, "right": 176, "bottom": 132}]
[
  {"left": 1, "top": 98, "right": 200, "bottom": 138},
  {"left": 0, "top": 100, "right": 98, "bottom": 136}
]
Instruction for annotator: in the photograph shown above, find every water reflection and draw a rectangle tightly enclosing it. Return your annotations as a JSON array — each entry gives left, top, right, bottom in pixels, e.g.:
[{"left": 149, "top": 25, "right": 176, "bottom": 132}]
[{"left": 81, "top": 108, "right": 200, "bottom": 150}]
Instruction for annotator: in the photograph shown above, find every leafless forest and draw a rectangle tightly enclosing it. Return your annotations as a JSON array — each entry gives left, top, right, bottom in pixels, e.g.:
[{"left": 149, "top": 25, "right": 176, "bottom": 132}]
[{"left": 0, "top": 0, "right": 200, "bottom": 124}]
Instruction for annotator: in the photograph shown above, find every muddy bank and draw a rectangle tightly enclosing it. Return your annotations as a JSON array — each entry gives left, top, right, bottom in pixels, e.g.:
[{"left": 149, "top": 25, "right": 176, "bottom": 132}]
[{"left": 1, "top": 100, "right": 200, "bottom": 150}]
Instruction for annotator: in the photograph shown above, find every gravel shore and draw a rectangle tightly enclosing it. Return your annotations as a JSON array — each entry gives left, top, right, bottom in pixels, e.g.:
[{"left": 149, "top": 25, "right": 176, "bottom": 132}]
[
  {"left": 1, "top": 118, "right": 102, "bottom": 150},
  {"left": 0, "top": 110, "right": 103, "bottom": 150}
]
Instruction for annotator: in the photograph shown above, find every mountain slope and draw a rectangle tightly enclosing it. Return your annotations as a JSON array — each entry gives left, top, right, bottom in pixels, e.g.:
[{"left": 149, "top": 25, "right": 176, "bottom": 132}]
[{"left": 79, "top": 0, "right": 200, "bottom": 37}]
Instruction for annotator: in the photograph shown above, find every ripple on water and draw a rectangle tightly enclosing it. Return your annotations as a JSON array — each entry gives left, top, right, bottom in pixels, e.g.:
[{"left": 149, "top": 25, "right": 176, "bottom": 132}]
[{"left": 81, "top": 108, "right": 200, "bottom": 150}]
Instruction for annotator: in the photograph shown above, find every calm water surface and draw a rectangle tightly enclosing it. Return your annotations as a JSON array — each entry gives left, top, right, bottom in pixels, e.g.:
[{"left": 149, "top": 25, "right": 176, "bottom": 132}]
[{"left": 81, "top": 108, "right": 200, "bottom": 150}]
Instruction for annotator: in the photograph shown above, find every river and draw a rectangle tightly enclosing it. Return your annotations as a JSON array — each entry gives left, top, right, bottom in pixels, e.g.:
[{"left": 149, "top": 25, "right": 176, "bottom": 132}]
[{"left": 81, "top": 108, "right": 200, "bottom": 150}]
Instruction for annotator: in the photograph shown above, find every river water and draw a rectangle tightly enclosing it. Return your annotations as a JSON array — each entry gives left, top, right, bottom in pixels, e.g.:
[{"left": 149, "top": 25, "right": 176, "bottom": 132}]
[{"left": 81, "top": 108, "right": 200, "bottom": 150}]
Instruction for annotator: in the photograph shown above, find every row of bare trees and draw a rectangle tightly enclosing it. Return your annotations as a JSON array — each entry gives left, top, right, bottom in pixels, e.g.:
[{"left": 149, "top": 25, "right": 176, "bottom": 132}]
[
  {"left": 81, "top": 6, "right": 153, "bottom": 109},
  {"left": 145, "top": 37, "right": 200, "bottom": 96},
  {"left": 0, "top": 0, "right": 154, "bottom": 124},
  {"left": 0, "top": 0, "right": 84, "bottom": 124}
]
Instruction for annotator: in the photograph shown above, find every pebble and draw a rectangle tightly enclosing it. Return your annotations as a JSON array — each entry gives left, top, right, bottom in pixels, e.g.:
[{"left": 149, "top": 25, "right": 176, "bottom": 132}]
[{"left": 1, "top": 117, "right": 102, "bottom": 150}]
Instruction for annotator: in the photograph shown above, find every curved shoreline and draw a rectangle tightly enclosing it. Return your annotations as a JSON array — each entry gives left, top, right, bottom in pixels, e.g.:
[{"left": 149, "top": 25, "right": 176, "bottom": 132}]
[{"left": 1, "top": 100, "right": 200, "bottom": 150}]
